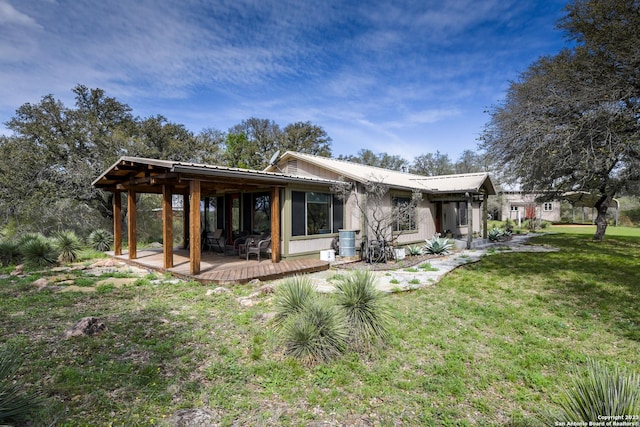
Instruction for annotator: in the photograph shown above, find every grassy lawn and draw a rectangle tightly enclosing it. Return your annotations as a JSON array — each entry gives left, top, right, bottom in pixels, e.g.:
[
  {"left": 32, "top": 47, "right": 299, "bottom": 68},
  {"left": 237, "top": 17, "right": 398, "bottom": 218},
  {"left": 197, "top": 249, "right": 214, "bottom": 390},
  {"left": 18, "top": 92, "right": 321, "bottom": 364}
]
[{"left": 2, "top": 231, "right": 639, "bottom": 426}]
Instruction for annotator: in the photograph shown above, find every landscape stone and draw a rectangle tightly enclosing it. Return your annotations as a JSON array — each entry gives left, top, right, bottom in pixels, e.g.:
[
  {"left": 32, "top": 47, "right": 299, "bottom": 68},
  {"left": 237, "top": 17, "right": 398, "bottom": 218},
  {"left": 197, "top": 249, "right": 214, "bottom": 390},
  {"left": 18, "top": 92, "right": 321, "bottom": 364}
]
[{"left": 64, "top": 316, "right": 105, "bottom": 339}]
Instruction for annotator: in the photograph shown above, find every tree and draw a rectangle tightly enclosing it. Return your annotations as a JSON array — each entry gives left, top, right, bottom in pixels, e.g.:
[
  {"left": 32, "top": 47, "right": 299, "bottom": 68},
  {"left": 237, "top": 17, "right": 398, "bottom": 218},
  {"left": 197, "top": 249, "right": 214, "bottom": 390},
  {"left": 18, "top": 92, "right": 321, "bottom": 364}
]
[
  {"left": 226, "top": 118, "right": 281, "bottom": 169},
  {"left": 454, "top": 150, "right": 488, "bottom": 174},
  {"left": 280, "top": 121, "right": 332, "bottom": 157},
  {"left": 337, "top": 149, "right": 409, "bottom": 171},
  {"left": 410, "top": 151, "right": 454, "bottom": 176},
  {"left": 481, "top": 0, "right": 640, "bottom": 240}
]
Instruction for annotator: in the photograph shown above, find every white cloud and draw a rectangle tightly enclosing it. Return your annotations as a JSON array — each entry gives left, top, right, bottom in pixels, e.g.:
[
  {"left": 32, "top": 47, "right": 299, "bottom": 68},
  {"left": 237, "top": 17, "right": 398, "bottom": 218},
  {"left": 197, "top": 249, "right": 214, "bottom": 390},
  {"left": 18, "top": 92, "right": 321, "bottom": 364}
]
[{"left": 0, "top": 0, "right": 41, "bottom": 28}]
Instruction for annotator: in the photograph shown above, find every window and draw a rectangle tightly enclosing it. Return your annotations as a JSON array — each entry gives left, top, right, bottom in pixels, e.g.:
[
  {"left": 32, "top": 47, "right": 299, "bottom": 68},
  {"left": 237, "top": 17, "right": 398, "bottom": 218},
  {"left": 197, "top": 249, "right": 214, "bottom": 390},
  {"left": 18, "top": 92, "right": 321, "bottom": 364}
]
[
  {"left": 510, "top": 205, "right": 519, "bottom": 211},
  {"left": 393, "top": 196, "right": 416, "bottom": 231},
  {"left": 457, "top": 202, "right": 468, "bottom": 226},
  {"left": 291, "top": 191, "right": 343, "bottom": 236},
  {"left": 543, "top": 202, "right": 553, "bottom": 212},
  {"left": 252, "top": 193, "right": 270, "bottom": 233}
]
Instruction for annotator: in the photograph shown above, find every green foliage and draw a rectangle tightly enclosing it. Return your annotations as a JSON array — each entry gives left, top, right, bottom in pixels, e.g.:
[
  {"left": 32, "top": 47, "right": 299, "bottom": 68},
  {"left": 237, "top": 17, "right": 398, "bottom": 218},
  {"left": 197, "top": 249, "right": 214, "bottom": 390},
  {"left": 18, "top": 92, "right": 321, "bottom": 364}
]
[
  {"left": 542, "top": 360, "right": 640, "bottom": 423},
  {"left": 19, "top": 234, "right": 58, "bottom": 267},
  {"left": 0, "top": 240, "right": 21, "bottom": 266},
  {"left": 423, "top": 233, "right": 454, "bottom": 255},
  {"left": 406, "top": 245, "right": 423, "bottom": 256},
  {"left": 88, "top": 229, "right": 113, "bottom": 252},
  {"left": 0, "top": 347, "right": 41, "bottom": 424},
  {"left": 334, "top": 270, "right": 391, "bottom": 350},
  {"left": 273, "top": 276, "right": 318, "bottom": 328},
  {"left": 280, "top": 298, "right": 348, "bottom": 366},
  {"left": 53, "top": 230, "right": 83, "bottom": 263}
]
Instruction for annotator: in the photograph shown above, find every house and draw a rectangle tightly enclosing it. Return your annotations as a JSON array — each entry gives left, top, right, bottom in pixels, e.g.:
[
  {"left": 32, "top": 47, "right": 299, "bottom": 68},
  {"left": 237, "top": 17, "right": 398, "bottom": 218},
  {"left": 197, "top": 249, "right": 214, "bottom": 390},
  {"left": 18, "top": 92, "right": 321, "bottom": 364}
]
[
  {"left": 92, "top": 152, "right": 497, "bottom": 276},
  {"left": 499, "top": 190, "right": 562, "bottom": 225}
]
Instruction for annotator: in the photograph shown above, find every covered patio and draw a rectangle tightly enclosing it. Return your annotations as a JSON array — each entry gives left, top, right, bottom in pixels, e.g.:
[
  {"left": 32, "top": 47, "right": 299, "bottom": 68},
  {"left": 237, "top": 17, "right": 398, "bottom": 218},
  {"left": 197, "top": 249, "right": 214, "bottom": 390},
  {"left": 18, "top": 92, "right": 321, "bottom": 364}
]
[{"left": 93, "top": 157, "right": 334, "bottom": 284}]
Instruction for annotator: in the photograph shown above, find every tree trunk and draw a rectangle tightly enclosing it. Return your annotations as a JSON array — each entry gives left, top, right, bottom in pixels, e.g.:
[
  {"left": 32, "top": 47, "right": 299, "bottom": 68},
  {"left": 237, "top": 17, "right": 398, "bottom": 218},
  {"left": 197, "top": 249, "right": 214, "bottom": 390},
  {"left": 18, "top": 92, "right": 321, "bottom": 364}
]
[{"left": 593, "top": 194, "right": 613, "bottom": 241}]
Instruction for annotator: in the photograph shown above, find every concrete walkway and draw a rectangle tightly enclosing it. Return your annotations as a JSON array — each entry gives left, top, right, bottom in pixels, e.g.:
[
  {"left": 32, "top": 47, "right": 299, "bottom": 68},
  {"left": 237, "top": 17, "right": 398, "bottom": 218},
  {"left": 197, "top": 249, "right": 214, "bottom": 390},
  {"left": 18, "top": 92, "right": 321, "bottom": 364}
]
[{"left": 289, "top": 234, "right": 558, "bottom": 293}]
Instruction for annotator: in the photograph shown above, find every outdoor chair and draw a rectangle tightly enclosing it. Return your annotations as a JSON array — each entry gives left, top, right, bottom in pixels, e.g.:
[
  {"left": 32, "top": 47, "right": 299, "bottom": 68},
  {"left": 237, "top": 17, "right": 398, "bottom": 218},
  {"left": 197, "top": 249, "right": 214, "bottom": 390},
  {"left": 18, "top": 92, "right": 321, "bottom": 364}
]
[
  {"left": 246, "top": 233, "right": 271, "bottom": 261},
  {"left": 205, "top": 229, "right": 225, "bottom": 252}
]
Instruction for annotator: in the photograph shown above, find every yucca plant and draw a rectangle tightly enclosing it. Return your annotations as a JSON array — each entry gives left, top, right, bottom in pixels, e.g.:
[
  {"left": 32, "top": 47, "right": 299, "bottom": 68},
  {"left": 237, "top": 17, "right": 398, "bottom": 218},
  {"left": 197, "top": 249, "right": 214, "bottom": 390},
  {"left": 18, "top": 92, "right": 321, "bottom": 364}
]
[
  {"left": 542, "top": 359, "right": 640, "bottom": 423},
  {"left": 273, "top": 276, "right": 317, "bottom": 328},
  {"left": 18, "top": 234, "right": 58, "bottom": 267},
  {"left": 280, "top": 298, "right": 348, "bottom": 366},
  {"left": 334, "top": 270, "right": 392, "bottom": 350},
  {"left": 406, "top": 245, "right": 423, "bottom": 256},
  {"left": 0, "top": 240, "right": 21, "bottom": 266},
  {"left": 54, "top": 230, "right": 83, "bottom": 264},
  {"left": 88, "top": 229, "right": 113, "bottom": 252},
  {"left": 423, "top": 233, "right": 454, "bottom": 255},
  {"left": 0, "top": 347, "right": 41, "bottom": 424}
]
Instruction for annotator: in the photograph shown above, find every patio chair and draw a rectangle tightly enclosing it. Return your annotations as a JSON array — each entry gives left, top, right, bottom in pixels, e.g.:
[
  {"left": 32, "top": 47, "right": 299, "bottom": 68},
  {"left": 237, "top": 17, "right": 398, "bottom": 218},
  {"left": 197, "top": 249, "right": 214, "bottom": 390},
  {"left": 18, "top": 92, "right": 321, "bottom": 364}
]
[
  {"left": 246, "top": 233, "right": 271, "bottom": 261},
  {"left": 205, "top": 229, "right": 225, "bottom": 252}
]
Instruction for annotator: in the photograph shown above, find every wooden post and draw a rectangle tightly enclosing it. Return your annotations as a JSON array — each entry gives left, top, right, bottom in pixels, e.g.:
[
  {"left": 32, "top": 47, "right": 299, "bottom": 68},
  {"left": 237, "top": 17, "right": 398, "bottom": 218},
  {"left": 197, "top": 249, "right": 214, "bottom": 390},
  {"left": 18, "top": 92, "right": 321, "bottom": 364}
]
[
  {"left": 162, "top": 185, "right": 173, "bottom": 269},
  {"left": 189, "top": 180, "right": 201, "bottom": 275},
  {"left": 127, "top": 190, "right": 137, "bottom": 259},
  {"left": 482, "top": 194, "right": 488, "bottom": 239},
  {"left": 113, "top": 192, "right": 122, "bottom": 256},
  {"left": 466, "top": 193, "right": 472, "bottom": 250},
  {"left": 270, "top": 187, "right": 281, "bottom": 262},
  {"left": 182, "top": 194, "right": 190, "bottom": 249}
]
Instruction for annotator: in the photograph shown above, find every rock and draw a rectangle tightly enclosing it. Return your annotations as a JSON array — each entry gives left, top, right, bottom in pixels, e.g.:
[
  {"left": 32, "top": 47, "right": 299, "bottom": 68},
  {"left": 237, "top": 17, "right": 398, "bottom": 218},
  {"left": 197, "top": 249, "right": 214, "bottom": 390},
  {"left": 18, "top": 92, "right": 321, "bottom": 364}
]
[
  {"left": 10, "top": 264, "right": 24, "bottom": 276},
  {"left": 147, "top": 241, "right": 163, "bottom": 248},
  {"left": 170, "top": 408, "right": 220, "bottom": 427},
  {"left": 248, "top": 278, "right": 261, "bottom": 286},
  {"left": 255, "top": 312, "right": 276, "bottom": 322},
  {"left": 206, "top": 287, "right": 230, "bottom": 296},
  {"left": 32, "top": 278, "right": 49, "bottom": 289},
  {"left": 237, "top": 297, "right": 254, "bottom": 308},
  {"left": 247, "top": 284, "right": 275, "bottom": 298},
  {"left": 64, "top": 317, "right": 105, "bottom": 339}
]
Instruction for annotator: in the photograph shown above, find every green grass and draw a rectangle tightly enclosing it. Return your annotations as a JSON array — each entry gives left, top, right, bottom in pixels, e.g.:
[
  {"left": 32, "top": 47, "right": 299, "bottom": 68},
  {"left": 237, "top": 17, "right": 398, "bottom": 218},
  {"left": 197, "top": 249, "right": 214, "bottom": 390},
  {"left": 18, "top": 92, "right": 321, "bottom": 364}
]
[{"left": 1, "top": 231, "right": 639, "bottom": 425}]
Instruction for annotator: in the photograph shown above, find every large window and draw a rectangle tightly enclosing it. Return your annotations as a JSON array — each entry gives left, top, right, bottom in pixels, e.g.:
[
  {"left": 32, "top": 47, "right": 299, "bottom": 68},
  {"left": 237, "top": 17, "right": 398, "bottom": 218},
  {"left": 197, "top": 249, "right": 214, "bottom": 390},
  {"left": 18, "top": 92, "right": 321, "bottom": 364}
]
[
  {"left": 291, "top": 191, "right": 343, "bottom": 236},
  {"left": 457, "top": 201, "right": 468, "bottom": 226},
  {"left": 393, "top": 196, "right": 416, "bottom": 231},
  {"left": 252, "top": 193, "right": 270, "bottom": 233}
]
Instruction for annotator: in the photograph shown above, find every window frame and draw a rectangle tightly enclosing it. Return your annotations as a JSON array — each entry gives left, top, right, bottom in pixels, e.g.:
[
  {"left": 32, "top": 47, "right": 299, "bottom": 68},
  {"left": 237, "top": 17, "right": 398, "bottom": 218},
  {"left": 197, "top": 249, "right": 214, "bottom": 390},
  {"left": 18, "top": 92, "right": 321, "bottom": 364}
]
[{"left": 291, "top": 191, "right": 343, "bottom": 237}]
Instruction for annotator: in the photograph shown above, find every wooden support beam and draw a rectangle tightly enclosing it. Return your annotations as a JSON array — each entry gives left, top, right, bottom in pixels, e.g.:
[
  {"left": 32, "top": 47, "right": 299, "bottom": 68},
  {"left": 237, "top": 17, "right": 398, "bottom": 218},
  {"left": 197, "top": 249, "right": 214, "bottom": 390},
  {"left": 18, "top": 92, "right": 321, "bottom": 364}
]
[
  {"left": 189, "top": 180, "right": 201, "bottom": 275},
  {"left": 271, "top": 187, "right": 281, "bottom": 263},
  {"left": 482, "top": 194, "right": 488, "bottom": 239},
  {"left": 162, "top": 185, "right": 174, "bottom": 269},
  {"left": 113, "top": 192, "right": 122, "bottom": 256},
  {"left": 127, "top": 190, "right": 137, "bottom": 259},
  {"left": 182, "top": 194, "right": 189, "bottom": 249}
]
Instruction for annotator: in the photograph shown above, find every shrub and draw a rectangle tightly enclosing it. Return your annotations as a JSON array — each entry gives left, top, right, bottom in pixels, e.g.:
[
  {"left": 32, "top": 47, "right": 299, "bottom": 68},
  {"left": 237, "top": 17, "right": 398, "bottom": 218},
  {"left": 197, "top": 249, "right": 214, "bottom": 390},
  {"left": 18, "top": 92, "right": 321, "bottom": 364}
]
[
  {"left": 334, "top": 270, "right": 391, "bottom": 350},
  {"left": 0, "top": 347, "right": 42, "bottom": 424},
  {"left": 19, "top": 234, "right": 58, "bottom": 267},
  {"left": 53, "top": 230, "right": 83, "bottom": 264},
  {"left": 488, "top": 227, "right": 503, "bottom": 242},
  {"left": 423, "top": 233, "right": 454, "bottom": 255},
  {"left": 88, "top": 229, "right": 113, "bottom": 252},
  {"left": 280, "top": 298, "right": 348, "bottom": 366},
  {"left": 542, "top": 359, "right": 640, "bottom": 423},
  {"left": 0, "top": 240, "right": 21, "bottom": 266},
  {"left": 273, "top": 276, "right": 318, "bottom": 328}
]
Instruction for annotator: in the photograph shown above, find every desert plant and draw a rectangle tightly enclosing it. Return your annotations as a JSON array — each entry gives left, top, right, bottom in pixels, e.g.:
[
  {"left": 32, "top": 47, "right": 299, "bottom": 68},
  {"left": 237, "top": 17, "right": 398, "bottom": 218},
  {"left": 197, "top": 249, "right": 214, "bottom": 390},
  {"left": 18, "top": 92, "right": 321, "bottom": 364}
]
[
  {"left": 334, "top": 270, "right": 392, "bottom": 350},
  {"left": 0, "top": 347, "right": 41, "bottom": 424},
  {"left": 423, "top": 233, "right": 454, "bottom": 255},
  {"left": 273, "top": 276, "right": 318, "bottom": 328},
  {"left": 542, "top": 359, "right": 640, "bottom": 423},
  {"left": 18, "top": 234, "right": 58, "bottom": 267},
  {"left": 280, "top": 298, "right": 348, "bottom": 366},
  {"left": 0, "top": 240, "right": 21, "bottom": 266},
  {"left": 488, "top": 227, "right": 503, "bottom": 242},
  {"left": 54, "top": 230, "right": 83, "bottom": 263},
  {"left": 406, "top": 245, "right": 423, "bottom": 256},
  {"left": 88, "top": 229, "right": 113, "bottom": 252}
]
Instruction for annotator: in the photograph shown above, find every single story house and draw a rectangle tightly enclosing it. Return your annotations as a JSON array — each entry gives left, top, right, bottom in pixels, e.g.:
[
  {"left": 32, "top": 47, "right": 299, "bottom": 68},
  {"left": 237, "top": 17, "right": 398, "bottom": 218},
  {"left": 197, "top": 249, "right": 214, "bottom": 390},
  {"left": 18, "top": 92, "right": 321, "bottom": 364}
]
[
  {"left": 500, "top": 190, "right": 562, "bottom": 225},
  {"left": 92, "top": 151, "right": 497, "bottom": 275}
]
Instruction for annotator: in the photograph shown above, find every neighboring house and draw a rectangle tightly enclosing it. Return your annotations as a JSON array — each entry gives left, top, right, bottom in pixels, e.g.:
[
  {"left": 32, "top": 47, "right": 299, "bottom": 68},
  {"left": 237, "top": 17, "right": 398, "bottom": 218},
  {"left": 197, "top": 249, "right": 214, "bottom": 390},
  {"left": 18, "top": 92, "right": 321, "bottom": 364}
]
[
  {"left": 500, "top": 191, "right": 562, "bottom": 225},
  {"left": 93, "top": 152, "right": 497, "bottom": 275}
]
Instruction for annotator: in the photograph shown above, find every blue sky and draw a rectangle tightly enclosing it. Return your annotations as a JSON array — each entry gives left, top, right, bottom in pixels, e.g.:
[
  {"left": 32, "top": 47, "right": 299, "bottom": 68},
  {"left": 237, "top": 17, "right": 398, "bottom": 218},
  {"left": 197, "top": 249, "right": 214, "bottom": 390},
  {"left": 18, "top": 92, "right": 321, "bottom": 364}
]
[{"left": 0, "top": 0, "right": 569, "bottom": 160}]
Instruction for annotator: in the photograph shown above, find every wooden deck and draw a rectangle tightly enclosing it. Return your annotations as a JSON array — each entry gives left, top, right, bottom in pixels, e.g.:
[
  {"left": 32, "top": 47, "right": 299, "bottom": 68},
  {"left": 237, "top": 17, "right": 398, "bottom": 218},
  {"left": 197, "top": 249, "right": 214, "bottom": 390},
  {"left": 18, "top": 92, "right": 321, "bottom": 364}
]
[{"left": 112, "top": 248, "right": 330, "bottom": 285}]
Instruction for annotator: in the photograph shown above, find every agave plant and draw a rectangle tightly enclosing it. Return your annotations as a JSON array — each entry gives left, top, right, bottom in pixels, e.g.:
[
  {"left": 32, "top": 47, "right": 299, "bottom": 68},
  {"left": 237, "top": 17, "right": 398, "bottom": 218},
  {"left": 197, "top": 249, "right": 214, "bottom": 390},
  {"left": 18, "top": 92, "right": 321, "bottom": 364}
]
[
  {"left": 406, "top": 245, "right": 423, "bottom": 256},
  {"left": 280, "top": 298, "right": 348, "bottom": 366},
  {"left": 334, "top": 270, "right": 392, "bottom": 350},
  {"left": 54, "top": 230, "right": 83, "bottom": 263},
  {"left": 488, "top": 227, "right": 503, "bottom": 242},
  {"left": 542, "top": 359, "right": 640, "bottom": 423},
  {"left": 423, "top": 233, "right": 454, "bottom": 255},
  {"left": 0, "top": 347, "right": 41, "bottom": 424},
  {"left": 18, "top": 234, "right": 58, "bottom": 267},
  {"left": 88, "top": 229, "right": 113, "bottom": 252},
  {"left": 273, "top": 276, "right": 318, "bottom": 328}
]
